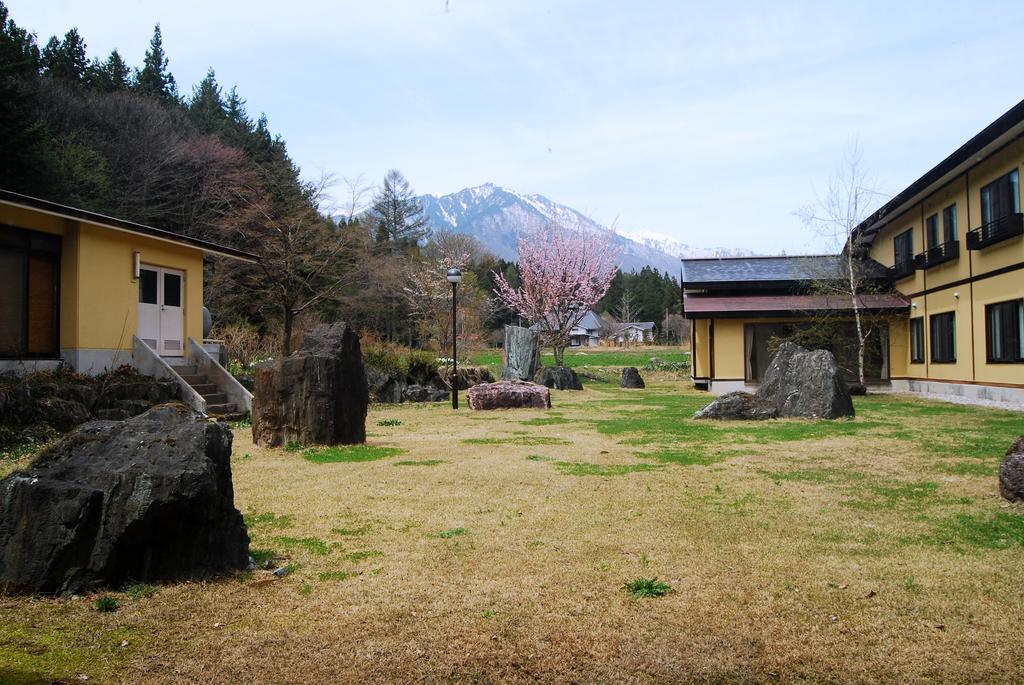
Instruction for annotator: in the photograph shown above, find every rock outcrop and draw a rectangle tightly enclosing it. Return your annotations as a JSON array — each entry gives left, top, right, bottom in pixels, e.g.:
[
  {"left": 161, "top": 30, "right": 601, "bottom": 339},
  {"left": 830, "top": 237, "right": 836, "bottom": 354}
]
[
  {"left": 253, "top": 322, "right": 368, "bottom": 446},
  {"left": 695, "top": 342, "right": 854, "bottom": 420},
  {"left": 621, "top": 367, "right": 645, "bottom": 389},
  {"left": 502, "top": 325, "right": 540, "bottom": 381},
  {"left": 534, "top": 366, "right": 583, "bottom": 391},
  {"left": 0, "top": 404, "right": 249, "bottom": 594},
  {"left": 999, "top": 436, "right": 1024, "bottom": 502},
  {"left": 467, "top": 380, "right": 551, "bottom": 410}
]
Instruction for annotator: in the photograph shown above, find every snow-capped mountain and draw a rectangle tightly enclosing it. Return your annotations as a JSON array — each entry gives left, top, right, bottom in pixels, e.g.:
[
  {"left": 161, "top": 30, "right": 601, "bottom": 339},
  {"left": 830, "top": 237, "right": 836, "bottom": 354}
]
[{"left": 418, "top": 183, "right": 754, "bottom": 275}]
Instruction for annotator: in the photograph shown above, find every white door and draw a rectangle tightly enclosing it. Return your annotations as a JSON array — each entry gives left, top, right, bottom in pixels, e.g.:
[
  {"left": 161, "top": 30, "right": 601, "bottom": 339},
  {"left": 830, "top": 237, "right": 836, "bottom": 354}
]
[{"left": 138, "top": 265, "right": 185, "bottom": 357}]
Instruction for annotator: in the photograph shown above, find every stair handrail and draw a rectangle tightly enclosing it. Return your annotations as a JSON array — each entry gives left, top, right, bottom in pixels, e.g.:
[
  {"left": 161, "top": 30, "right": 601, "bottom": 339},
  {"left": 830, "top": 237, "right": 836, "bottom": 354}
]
[
  {"left": 132, "top": 336, "right": 208, "bottom": 414},
  {"left": 188, "top": 338, "right": 253, "bottom": 414}
]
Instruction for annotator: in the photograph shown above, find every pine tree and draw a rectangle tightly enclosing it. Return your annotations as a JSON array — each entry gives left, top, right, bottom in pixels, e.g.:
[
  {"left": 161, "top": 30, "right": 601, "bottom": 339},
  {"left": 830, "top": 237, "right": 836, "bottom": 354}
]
[
  {"left": 370, "top": 169, "right": 430, "bottom": 254},
  {"left": 88, "top": 48, "right": 131, "bottom": 92},
  {"left": 40, "top": 28, "right": 88, "bottom": 83},
  {"left": 135, "top": 23, "right": 177, "bottom": 103},
  {"left": 189, "top": 68, "right": 226, "bottom": 134}
]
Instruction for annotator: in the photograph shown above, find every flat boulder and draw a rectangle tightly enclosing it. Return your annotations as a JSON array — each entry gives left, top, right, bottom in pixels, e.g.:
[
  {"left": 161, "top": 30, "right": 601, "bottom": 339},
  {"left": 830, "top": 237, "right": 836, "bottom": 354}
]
[
  {"left": 999, "top": 436, "right": 1024, "bottom": 502},
  {"left": 534, "top": 366, "right": 583, "bottom": 390},
  {"left": 0, "top": 404, "right": 249, "bottom": 594},
  {"left": 467, "top": 380, "right": 551, "bottom": 410},
  {"left": 693, "top": 391, "right": 778, "bottom": 420},
  {"left": 253, "top": 322, "right": 369, "bottom": 446},
  {"left": 621, "top": 367, "right": 645, "bottom": 389}
]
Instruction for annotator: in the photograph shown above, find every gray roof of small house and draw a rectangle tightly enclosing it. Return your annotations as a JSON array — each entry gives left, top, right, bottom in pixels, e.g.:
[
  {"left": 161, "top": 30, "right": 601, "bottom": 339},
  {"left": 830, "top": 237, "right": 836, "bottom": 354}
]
[
  {"left": 680, "top": 255, "right": 889, "bottom": 288},
  {"left": 614, "top": 321, "right": 655, "bottom": 331},
  {"left": 530, "top": 310, "right": 602, "bottom": 333}
]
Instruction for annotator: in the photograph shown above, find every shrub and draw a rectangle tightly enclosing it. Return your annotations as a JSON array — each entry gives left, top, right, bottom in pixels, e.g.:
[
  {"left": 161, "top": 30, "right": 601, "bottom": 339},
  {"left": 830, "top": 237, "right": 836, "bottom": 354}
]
[
  {"left": 622, "top": 577, "right": 672, "bottom": 598},
  {"left": 94, "top": 595, "right": 120, "bottom": 612}
]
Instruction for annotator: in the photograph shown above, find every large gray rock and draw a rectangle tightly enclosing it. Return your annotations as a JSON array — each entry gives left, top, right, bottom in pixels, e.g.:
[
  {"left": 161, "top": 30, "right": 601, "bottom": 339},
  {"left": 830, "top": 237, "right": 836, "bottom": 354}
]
[
  {"left": 467, "top": 380, "right": 551, "bottom": 410},
  {"left": 0, "top": 404, "right": 249, "bottom": 594},
  {"left": 534, "top": 366, "right": 583, "bottom": 390},
  {"left": 253, "top": 322, "right": 368, "bottom": 447},
  {"left": 694, "top": 342, "right": 854, "bottom": 421},
  {"left": 502, "top": 325, "right": 540, "bottom": 381},
  {"left": 621, "top": 367, "right": 645, "bottom": 389},
  {"left": 693, "top": 391, "right": 778, "bottom": 420},
  {"left": 404, "top": 384, "right": 448, "bottom": 403},
  {"left": 999, "top": 436, "right": 1024, "bottom": 502},
  {"left": 366, "top": 367, "right": 406, "bottom": 404}
]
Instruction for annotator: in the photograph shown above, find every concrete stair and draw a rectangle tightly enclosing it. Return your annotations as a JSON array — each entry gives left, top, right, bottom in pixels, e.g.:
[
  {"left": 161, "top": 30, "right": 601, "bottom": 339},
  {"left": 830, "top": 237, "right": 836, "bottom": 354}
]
[{"left": 169, "top": 364, "right": 243, "bottom": 418}]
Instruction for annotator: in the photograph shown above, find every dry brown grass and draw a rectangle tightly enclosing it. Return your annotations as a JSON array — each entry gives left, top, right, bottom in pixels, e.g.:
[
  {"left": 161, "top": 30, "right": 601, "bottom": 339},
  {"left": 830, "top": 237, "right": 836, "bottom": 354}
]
[{"left": 2, "top": 378, "right": 1023, "bottom": 684}]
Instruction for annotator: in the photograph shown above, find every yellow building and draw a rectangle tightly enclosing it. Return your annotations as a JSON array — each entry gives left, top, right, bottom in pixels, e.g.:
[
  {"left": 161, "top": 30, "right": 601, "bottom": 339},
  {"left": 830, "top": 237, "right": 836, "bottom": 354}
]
[
  {"left": 0, "top": 190, "right": 258, "bottom": 414},
  {"left": 684, "top": 99, "right": 1024, "bottom": 404}
]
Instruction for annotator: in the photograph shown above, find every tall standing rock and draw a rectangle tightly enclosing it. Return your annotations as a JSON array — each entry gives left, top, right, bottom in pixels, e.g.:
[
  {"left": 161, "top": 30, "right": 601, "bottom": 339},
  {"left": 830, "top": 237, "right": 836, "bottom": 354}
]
[
  {"left": 252, "top": 323, "right": 368, "bottom": 447},
  {"left": 502, "top": 325, "right": 540, "bottom": 381},
  {"left": 0, "top": 404, "right": 249, "bottom": 594},
  {"left": 999, "top": 436, "right": 1024, "bottom": 502},
  {"left": 758, "top": 341, "right": 854, "bottom": 419}
]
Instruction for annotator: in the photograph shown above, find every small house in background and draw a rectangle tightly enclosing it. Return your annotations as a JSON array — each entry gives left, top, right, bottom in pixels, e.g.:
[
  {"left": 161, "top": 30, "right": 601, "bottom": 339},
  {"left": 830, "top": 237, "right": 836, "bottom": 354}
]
[
  {"left": 0, "top": 190, "right": 258, "bottom": 416},
  {"left": 608, "top": 321, "right": 656, "bottom": 344}
]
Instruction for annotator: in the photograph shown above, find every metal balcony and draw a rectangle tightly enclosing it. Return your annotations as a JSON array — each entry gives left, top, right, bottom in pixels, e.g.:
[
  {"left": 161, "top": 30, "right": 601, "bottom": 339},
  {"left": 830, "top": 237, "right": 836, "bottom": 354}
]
[
  {"left": 887, "top": 259, "right": 915, "bottom": 280},
  {"left": 913, "top": 240, "right": 959, "bottom": 269},
  {"left": 966, "top": 213, "right": 1024, "bottom": 250}
]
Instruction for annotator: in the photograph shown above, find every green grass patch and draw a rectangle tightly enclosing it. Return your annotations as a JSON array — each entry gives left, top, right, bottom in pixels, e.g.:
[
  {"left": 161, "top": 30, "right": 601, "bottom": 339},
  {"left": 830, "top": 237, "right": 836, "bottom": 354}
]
[
  {"left": 935, "top": 461, "right": 997, "bottom": 477},
  {"left": 553, "top": 461, "right": 663, "bottom": 476},
  {"left": 622, "top": 577, "right": 672, "bottom": 598},
  {"left": 249, "top": 548, "right": 276, "bottom": 566},
  {"left": 244, "top": 511, "right": 293, "bottom": 529},
  {"left": 638, "top": 447, "right": 722, "bottom": 466},
  {"left": 393, "top": 459, "right": 445, "bottom": 466},
  {"left": 438, "top": 527, "right": 467, "bottom": 539},
  {"left": 301, "top": 445, "right": 405, "bottom": 463},
  {"left": 343, "top": 549, "right": 384, "bottom": 562},
  {"left": 519, "top": 416, "right": 574, "bottom": 426},
  {"left": 377, "top": 419, "right": 402, "bottom": 427},
  {"left": 123, "top": 583, "right": 158, "bottom": 600},
  {"left": 94, "top": 595, "right": 119, "bottom": 612},
  {"left": 331, "top": 525, "right": 371, "bottom": 536},
  {"left": 526, "top": 454, "right": 556, "bottom": 462},
  {"left": 275, "top": 536, "right": 330, "bottom": 556},
  {"left": 318, "top": 570, "right": 361, "bottom": 581},
  {"left": 851, "top": 481, "right": 940, "bottom": 510},
  {"left": 463, "top": 436, "right": 571, "bottom": 446},
  {"left": 284, "top": 441, "right": 304, "bottom": 452},
  {"left": 927, "top": 512, "right": 1024, "bottom": 550},
  {"left": 760, "top": 467, "right": 852, "bottom": 484}
]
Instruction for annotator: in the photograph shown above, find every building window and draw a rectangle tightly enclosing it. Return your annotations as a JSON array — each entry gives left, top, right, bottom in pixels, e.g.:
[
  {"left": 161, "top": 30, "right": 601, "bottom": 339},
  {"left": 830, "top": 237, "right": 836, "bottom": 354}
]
[
  {"left": 986, "top": 299, "right": 1024, "bottom": 363},
  {"left": 925, "top": 213, "right": 940, "bottom": 249},
  {"left": 0, "top": 226, "right": 61, "bottom": 358},
  {"left": 893, "top": 228, "right": 914, "bottom": 266},
  {"left": 942, "top": 203, "right": 957, "bottom": 242},
  {"left": 930, "top": 312, "right": 956, "bottom": 363},
  {"left": 909, "top": 317, "right": 925, "bottom": 364},
  {"left": 980, "top": 169, "right": 1020, "bottom": 229}
]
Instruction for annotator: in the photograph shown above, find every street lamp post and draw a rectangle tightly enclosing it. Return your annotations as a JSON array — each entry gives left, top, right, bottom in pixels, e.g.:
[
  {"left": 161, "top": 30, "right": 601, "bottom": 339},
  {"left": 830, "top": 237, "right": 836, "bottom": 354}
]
[{"left": 446, "top": 268, "right": 462, "bottom": 409}]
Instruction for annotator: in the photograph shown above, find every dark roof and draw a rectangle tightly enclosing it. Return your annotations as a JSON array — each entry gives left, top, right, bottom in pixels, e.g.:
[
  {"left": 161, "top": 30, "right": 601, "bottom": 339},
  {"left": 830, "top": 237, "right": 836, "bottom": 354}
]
[
  {"left": 680, "top": 255, "right": 889, "bottom": 289},
  {"left": 0, "top": 189, "right": 259, "bottom": 262},
  {"left": 682, "top": 292, "right": 910, "bottom": 319},
  {"left": 851, "top": 97, "right": 1024, "bottom": 247},
  {"left": 614, "top": 321, "right": 655, "bottom": 331}
]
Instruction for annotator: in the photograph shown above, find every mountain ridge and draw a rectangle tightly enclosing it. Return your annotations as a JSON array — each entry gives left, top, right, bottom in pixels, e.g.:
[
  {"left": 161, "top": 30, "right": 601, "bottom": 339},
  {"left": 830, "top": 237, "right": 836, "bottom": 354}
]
[{"left": 417, "top": 183, "right": 754, "bottom": 274}]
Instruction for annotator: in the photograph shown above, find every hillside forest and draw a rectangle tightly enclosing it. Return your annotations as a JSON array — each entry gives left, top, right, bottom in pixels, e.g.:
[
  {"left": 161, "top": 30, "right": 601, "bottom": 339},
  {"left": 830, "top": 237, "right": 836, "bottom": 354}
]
[{"left": 0, "top": 4, "right": 684, "bottom": 366}]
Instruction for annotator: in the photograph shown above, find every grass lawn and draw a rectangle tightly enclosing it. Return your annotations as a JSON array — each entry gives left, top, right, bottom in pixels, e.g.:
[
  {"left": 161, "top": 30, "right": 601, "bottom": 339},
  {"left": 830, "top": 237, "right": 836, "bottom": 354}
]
[
  {"left": 467, "top": 344, "right": 689, "bottom": 371},
  {"left": 2, "top": 375, "right": 1024, "bottom": 683}
]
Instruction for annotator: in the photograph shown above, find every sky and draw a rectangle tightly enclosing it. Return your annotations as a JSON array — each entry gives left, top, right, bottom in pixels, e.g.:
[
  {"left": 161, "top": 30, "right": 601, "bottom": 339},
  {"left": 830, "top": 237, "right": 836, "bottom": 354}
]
[{"left": 9, "top": 0, "right": 1024, "bottom": 254}]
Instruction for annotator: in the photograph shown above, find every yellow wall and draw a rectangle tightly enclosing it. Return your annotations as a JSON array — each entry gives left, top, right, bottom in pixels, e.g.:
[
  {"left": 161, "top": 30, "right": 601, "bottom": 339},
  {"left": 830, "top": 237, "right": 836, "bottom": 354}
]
[
  {"left": 1, "top": 202, "right": 205, "bottom": 357},
  {"left": 712, "top": 319, "right": 746, "bottom": 380},
  {"left": 76, "top": 223, "right": 204, "bottom": 352},
  {"left": 867, "top": 136, "right": 1024, "bottom": 388},
  {"left": 691, "top": 318, "right": 710, "bottom": 379}
]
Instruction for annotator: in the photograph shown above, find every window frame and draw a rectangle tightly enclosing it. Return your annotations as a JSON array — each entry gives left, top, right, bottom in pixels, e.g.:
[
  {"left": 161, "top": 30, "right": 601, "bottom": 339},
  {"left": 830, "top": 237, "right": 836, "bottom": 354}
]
[
  {"left": 909, "top": 316, "right": 925, "bottom": 364},
  {"left": 985, "top": 299, "right": 1024, "bottom": 364},
  {"left": 0, "top": 225, "right": 61, "bottom": 359},
  {"left": 942, "top": 203, "right": 957, "bottom": 242},
  {"left": 929, "top": 311, "right": 957, "bottom": 364},
  {"left": 893, "top": 227, "right": 914, "bottom": 266},
  {"left": 925, "top": 213, "right": 940, "bottom": 249},
  {"left": 980, "top": 168, "right": 1021, "bottom": 227}
]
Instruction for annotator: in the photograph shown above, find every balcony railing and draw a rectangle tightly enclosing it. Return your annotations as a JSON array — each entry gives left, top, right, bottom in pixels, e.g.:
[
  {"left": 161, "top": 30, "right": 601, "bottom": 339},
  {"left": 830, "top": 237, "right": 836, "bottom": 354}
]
[
  {"left": 966, "top": 212, "right": 1024, "bottom": 250},
  {"left": 888, "top": 259, "right": 916, "bottom": 280},
  {"left": 913, "top": 239, "right": 960, "bottom": 269}
]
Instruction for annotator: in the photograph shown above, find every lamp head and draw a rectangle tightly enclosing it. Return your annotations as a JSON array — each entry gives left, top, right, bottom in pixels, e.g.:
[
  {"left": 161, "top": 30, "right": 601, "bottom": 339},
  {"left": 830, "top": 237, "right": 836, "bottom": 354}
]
[{"left": 446, "top": 268, "right": 463, "bottom": 284}]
